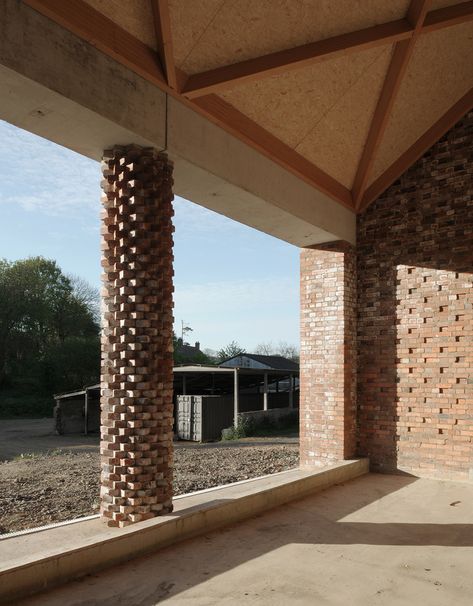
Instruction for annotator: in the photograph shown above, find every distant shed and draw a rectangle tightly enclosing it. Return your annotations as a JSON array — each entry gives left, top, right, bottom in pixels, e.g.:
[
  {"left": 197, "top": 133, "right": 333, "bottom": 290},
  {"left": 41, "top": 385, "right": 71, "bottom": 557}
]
[{"left": 54, "top": 360, "right": 299, "bottom": 438}]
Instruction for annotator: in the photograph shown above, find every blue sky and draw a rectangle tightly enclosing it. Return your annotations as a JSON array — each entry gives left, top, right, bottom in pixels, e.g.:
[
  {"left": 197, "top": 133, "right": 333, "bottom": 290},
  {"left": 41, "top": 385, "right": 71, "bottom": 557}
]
[{"left": 0, "top": 120, "right": 299, "bottom": 351}]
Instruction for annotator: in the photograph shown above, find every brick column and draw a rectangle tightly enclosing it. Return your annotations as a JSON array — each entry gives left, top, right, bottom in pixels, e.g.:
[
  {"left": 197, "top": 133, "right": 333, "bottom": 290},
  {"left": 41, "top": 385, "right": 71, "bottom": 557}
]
[
  {"left": 100, "top": 145, "right": 174, "bottom": 527},
  {"left": 300, "top": 241, "right": 357, "bottom": 466}
]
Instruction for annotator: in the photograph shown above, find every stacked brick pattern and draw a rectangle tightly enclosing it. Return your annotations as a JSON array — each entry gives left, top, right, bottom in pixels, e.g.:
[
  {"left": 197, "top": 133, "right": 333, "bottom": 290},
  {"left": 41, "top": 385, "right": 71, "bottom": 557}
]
[
  {"left": 300, "top": 242, "right": 357, "bottom": 466},
  {"left": 358, "top": 110, "right": 473, "bottom": 480},
  {"left": 100, "top": 145, "right": 174, "bottom": 526}
]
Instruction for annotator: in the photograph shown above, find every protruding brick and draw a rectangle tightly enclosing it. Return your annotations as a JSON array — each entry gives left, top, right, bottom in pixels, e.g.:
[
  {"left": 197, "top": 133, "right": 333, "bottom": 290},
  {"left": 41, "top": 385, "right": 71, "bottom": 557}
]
[
  {"left": 100, "top": 145, "right": 174, "bottom": 525},
  {"left": 357, "top": 109, "right": 473, "bottom": 481}
]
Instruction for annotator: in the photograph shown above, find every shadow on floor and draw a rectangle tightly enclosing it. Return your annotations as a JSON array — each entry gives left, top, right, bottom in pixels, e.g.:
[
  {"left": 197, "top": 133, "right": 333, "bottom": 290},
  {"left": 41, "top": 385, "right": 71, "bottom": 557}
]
[{"left": 18, "top": 473, "right": 473, "bottom": 605}]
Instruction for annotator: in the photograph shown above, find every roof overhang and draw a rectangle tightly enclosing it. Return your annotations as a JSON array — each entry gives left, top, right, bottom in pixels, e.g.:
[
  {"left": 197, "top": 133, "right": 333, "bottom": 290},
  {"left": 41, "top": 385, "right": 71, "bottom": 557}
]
[{"left": 1, "top": 1, "right": 472, "bottom": 246}]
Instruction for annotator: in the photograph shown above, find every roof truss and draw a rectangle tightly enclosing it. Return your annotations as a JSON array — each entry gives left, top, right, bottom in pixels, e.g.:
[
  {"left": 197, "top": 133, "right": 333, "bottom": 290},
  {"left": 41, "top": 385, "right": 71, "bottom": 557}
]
[
  {"left": 23, "top": 0, "right": 473, "bottom": 214},
  {"left": 359, "top": 87, "right": 473, "bottom": 212},
  {"left": 150, "top": 0, "right": 178, "bottom": 90},
  {"left": 182, "top": 1, "right": 473, "bottom": 99},
  {"left": 352, "top": 0, "right": 431, "bottom": 209},
  {"left": 182, "top": 19, "right": 414, "bottom": 99},
  {"left": 194, "top": 95, "right": 353, "bottom": 208}
]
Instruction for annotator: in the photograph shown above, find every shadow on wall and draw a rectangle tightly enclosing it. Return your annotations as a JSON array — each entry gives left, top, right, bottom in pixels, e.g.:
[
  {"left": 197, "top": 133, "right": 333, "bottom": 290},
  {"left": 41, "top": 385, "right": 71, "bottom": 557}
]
[{"left": 357, "top": 111, "right": 473, "bottom": 480}]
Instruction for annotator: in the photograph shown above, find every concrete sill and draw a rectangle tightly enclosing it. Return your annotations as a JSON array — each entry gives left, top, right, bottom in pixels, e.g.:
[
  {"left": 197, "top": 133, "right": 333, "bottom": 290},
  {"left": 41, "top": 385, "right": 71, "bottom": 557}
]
[{"left": 0, "top": 458, "right": 368, "bottom": 604}]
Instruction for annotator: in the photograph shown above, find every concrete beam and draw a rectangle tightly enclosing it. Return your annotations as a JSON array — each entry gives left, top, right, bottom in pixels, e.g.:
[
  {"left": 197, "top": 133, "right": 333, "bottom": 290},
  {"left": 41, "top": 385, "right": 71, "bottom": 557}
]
[
  {"left": 168, "top": 98, "right": 356, "bottom": 246},
  {"left": 0, "top": 1, "right": 166, "bottom": 158},
  {"left": 0, "top": 0, "right": 356, "bottom": 246}
]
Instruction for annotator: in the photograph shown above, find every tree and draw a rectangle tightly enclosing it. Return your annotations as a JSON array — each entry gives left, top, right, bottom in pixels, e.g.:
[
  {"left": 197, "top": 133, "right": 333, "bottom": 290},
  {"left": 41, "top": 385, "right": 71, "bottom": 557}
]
[
  {"left": 68, "top": 274, "right": 101, "bottom": 325},
  {"left": 216, "top": 341, "right": 245, "bottom": 363},
  {"left": 0, "top": 257, "right": 100, "bottom": 403},
  {"left": 254, "top": 340, "right": 299, "bottom": 362},
  {"left": 254, "top": 342, "right": 273, "bottom": 356}
]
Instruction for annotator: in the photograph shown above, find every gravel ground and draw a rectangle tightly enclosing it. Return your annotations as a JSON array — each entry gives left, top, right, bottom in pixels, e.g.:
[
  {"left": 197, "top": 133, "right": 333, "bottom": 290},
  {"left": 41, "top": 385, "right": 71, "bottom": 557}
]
[{"left": 0, "top": 444, "right": 299, "bottom": 534}]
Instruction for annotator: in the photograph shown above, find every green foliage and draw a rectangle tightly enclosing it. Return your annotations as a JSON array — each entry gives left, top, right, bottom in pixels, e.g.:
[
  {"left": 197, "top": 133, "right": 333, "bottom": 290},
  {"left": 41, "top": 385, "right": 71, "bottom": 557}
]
[
  {"left": 41, "top": 336, "right": 100, "bottom": 394},
  {"left": 216, "top": 341, "right": 246, "bottom": 364},
  {"left": 221, "top": 421, "right": 248, "bottom": 441},
  {"left": 0, "top": 257, "right": 100, "bottom": 416},
  {"left": 0, "top": 390, "right": 53, "bottom": 419}
]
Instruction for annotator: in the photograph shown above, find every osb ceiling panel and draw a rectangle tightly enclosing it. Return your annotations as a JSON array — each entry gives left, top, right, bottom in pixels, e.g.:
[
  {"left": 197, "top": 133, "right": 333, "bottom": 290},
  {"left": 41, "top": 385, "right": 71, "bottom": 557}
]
[
  {"left": 430, "top": 0, "right": 470, "bottom": 9},
  {"left": 170, "top": 0, "right": 410, "bottom": 74},
  {"left": 296, "top": 47, "right": 393, "bottom": 188},
  {"left": 168, "top": 0, "right": 225, "bottom": 69},
  {"left": 219, "top": 46, "right": 389, "bottom": 151},
  {"left": 370, "top": 20, "right": 473, "bottom": 184},
  {"left": 83, "top": 0, "right": 158, "bottom": 50}
]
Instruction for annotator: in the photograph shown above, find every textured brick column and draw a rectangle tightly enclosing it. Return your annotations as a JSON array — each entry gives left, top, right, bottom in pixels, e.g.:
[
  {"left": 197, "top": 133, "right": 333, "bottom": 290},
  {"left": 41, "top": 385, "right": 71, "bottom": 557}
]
[
  {"left": 300, "top": 242, "right": 357, "bottom": 466},
  {"left": 100, "top": 145, "right": 174, "bottom": 527}
]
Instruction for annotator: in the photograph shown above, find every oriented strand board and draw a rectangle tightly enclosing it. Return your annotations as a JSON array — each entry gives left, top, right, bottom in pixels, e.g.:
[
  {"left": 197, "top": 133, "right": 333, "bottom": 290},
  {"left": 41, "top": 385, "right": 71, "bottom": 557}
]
[
  {"left": 170, "top": 0, "right": 410, "bottom": 74},
  {"left": 83, "top": 0, "right": 157, "bottom": 49},
  {"left": 219, "top": 46, "right": 389, "bottom": 152},
  {"left": 430, "top": 0, "right": 470, "bottom": 10},
  {"left": 296, "top": 47, "right": 393, "bottom": 188},
  {"left": 370, "top": 20, "right": 473, "bottom": 184},
  {"left": 169, "top": 0, "right": 225, "bottom": 68}
]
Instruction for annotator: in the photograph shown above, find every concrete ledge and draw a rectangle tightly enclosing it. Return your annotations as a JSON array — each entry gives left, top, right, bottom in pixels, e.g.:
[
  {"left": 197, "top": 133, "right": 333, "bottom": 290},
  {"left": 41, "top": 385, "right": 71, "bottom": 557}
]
[{"left": 0, "top": 459, "right": 368, "bottom": 604}]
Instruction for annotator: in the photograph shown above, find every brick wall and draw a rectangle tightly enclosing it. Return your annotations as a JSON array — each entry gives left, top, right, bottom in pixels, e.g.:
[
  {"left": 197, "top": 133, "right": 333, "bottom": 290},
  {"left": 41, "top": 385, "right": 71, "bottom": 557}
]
[
  {"left": 357, "top": 110, "right": 473, "bottom": 480},
  {"left": 300, "top": 242, "right": 357, "bottom": 465}
]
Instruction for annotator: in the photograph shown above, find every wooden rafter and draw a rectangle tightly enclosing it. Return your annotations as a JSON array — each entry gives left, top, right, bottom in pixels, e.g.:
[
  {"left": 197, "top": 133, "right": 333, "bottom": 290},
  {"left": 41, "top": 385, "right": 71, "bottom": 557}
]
[
  {"left": 24, "top": 0, "right": 166, "bottom": 87},
  {"left": 182, "top": 20, "right": 413, "bottom": 98},
  {"left": 352, "top": 0, "right": 432, "bottom": 209},
  {"left": 193, "top": 95, "right": 353, "bottom": 209},
  {"left": 358, "top": 87, "right": 473, "bottom": 213},
  {"left": 182, "top": 1, "right": 473, "bottom": 99},
  {"left": 423, "top": 0, "right": 473, "bottom": 33},
  {"left": 150, "top": 0, "right": 178, "bottom": 90}
]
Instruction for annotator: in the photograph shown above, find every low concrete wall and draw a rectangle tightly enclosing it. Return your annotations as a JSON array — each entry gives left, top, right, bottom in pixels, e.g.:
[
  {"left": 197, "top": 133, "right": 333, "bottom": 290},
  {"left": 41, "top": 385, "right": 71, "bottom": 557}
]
[
  {"left": 0, "top": 459, "right": 369, "bottom": 604},
  {"left": 238, "top": 407, "right": 298, "bottom": 433}
]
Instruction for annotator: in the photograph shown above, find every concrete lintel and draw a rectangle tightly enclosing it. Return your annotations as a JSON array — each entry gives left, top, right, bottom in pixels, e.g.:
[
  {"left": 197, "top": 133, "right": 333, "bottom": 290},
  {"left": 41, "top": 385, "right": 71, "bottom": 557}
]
[
  {"left": 0, "top": 0, "right": 167, "bottom": 153},
  {"left": 0, "top": 64, "right": 161, "bottom": 160},
  {"left": 0, "top": 460, "right": 368, "bottom": 604}
]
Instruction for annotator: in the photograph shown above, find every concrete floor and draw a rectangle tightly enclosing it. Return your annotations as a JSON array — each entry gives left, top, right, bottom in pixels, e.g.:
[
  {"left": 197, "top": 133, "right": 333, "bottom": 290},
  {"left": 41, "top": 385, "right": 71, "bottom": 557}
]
[{"left": 16, "top": 473, "right": 473, "bottom": 606}]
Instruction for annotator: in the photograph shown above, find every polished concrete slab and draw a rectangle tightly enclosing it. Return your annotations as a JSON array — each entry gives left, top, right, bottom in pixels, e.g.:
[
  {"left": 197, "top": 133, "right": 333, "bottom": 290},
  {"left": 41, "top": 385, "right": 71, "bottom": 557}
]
[{"left": 17, "top": 473, "right": 473, "bottom": 605}]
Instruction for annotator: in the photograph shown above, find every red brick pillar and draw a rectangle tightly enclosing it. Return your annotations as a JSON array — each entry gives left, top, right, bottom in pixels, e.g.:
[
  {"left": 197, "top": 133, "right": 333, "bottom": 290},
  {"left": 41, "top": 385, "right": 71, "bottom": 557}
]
[
  {"left": 300, "top": 241, "right": 357, "bottom": 466},
  {"left": 100, "top": 145, "right": 174, "bottom": 527}
]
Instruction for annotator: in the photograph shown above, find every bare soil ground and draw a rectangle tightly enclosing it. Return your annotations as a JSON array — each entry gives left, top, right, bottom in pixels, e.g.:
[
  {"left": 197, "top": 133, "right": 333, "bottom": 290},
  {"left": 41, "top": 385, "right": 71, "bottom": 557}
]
[{"left": 0, "top": 420, "right": 299, "bottom": 534}]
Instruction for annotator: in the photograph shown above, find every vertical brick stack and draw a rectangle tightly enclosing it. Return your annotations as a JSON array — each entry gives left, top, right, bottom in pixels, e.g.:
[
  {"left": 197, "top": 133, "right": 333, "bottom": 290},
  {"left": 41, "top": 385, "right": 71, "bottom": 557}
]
[
  {"left": 300, "top": 242, "right": 357, "bottom": 466},
  {"left": 358, "top": 110, "right": 473, "bottom": 480},
  {"left": 100, "top": 145, "right": 174, "bottom": 526}
]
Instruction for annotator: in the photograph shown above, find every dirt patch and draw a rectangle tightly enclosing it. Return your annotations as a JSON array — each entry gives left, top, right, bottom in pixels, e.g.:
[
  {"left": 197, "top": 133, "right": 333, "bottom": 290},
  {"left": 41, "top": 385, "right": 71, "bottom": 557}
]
[
  {"left": 0, "top": 445, "right": 299, "bottom": 534},
  {"left": 0, "top": 418, "right": 98, "bottom": 461}
]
